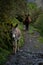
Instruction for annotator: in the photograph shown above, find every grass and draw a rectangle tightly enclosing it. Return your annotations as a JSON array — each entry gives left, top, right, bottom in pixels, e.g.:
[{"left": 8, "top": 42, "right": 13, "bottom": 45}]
[
  {"left": 19, "top": 22, "right": 24, "bottom": 47},
  {"left": 37, "top": 36, "right": 43, "bottom": 43},
  {"left": 29, "top": 25, "right": 43, "bottom": 43},
  {"left": 0, "top": 18, "right": 24, "bottom": 65},
  {"left": 29, "top": 25, "right": 37, "bottom": 34},
  {"left": 0, "top": 48, "right": 11, "bottom": 65}
]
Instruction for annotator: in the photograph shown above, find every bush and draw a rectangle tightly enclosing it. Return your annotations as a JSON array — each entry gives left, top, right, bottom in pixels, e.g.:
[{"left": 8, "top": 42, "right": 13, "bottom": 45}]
[
  {"left": 34, "top": 13, "right": 43, "bottom": 35},
  {"left": 0, "top": 48, "right": 10, "bottom": 65},
  {"left": 0, "top": 18, "right": 20, "bottom": 50},
  {"left": 0, "top": 18, "right": 24, "bottom": 64}
]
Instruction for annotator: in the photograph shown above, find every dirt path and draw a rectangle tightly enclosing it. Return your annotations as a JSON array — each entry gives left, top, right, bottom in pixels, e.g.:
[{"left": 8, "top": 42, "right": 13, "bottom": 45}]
[{"left": 5, "top": 30, "right": 43, "bottom": 65}]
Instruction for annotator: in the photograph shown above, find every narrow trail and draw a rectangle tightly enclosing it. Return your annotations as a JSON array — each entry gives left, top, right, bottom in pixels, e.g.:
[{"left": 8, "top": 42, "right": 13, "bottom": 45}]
[{"left": 5, "top": 30, "right": 43, "bottom": 65}]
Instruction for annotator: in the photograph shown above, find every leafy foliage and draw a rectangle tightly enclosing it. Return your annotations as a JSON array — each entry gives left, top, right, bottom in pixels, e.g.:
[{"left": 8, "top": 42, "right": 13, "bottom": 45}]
[
  {"left": 0, "top": 48, "right": 10, "bottom": 65},
  {"left": 27, "top": 2, "right": 41, "bottom": 22},
  {"left": 34, "top": 13, "right": 43, "bottom": 36},
  {"left": 0, "top": 18, "right": 24, "bottom": 64},
  {"left": 0, "top": 0, "right": 43, "bottom": 64}
]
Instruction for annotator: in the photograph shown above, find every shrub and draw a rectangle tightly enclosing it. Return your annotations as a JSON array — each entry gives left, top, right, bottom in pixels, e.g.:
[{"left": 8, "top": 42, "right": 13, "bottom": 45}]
[{"left": 34, "top": 13, "right": 43, "bottom": 35}]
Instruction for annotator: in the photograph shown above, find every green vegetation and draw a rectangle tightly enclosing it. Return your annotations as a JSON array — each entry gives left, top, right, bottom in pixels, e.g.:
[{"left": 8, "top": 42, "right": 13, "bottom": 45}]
[
  {"left": 29, "top": 25, "right": 37, "bottom": 34},
  {"left": 27, "top": 2, "right": 42, "bottom": 23},
  {"left": 0, "top": 48, "right": 10, "bottom": 65},
  {"left": 34, "top": 13, "right": 43, "bottom": 43},
  {"left": 0, "top": 0, "right": 43, "bottom": 64},
  {"left": 37, "top": 36, "right": 43, "bottom": 43},
  {"left": 0, "top": 18, "right": 24, "bottom": 65},
  {"left": 0, "top": 0, "right": 26, "bottom": 64},
  {"left": 27, "top": 2, "right": 43, "bottom": 43},
  {"left": 34, "top": 13, "right": 43, "bottom": 35},
  {"left": 19, "top": 23, "right": 24, "bottom": 47}
]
